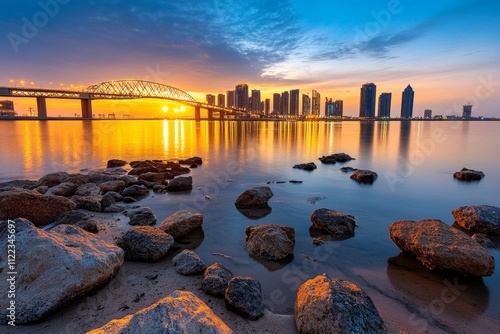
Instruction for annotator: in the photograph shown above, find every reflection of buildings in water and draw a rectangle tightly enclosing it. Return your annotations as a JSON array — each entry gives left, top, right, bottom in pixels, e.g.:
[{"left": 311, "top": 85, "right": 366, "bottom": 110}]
[
  {"left": 359, "top": 121, "right": 375, "bottom": 161},
  {"left": 325, "top": 122, "right": 343, "bottom": 153},
  {"left": 377, "top": 121, "right": 390, "bottom": 144},
  {"left": 398, "top": 121, "right": 412, "bottom": 160}
]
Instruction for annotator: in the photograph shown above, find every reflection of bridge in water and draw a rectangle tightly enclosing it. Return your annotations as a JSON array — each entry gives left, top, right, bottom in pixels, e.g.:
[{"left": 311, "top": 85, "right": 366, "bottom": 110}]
[{"left": 0, "top": 79, "right": 260, "bottom": 120}]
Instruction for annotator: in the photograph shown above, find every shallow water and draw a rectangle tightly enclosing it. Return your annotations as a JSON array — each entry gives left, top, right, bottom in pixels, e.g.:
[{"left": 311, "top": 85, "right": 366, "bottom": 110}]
[{"left": 1, "top": 119, "right": 499, "bottom": 332}]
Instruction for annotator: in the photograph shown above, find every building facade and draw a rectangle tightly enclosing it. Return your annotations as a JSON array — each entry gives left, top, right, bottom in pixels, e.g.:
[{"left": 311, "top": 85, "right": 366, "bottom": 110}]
[
  {"left": 0, "top": 100, "right": 15, "bottom": 116},
  {"left": 401, "top": 84, "right": 415, "bottom": 119},
  {"left": 290, "top": 89, "right": 299, "bottom": 116},
  {"left": 311, "top": 90, "right": 320, "bottom": 116},
  {"left": 334, "top": 100, "right": 343, "bottom": 117},
  {"left": 424, "top": 109, "right": 432, "bottom": 119},
  {"left": 251, "top": 89, "right": 261, "bottom": 112},
  {"left": 226, "top": 90, "right": 235, "bottom": 108},
  {"left": 264, "top": 98, "right": 270, "bottom": 115},
  {"left": 217, "top": 94, "right": 225, "bottom": 107},
  {"left": 462, "top": 104, "right": 472, "bottom": 120},
  {"left": 281, "top": 91, "right": 289, "bottom": 115},
  {"left": 325, "top": 98, "right": 335, "bottom": 117},
  {"left": 206, "top": 94, "right": 216, "bottom": 105},
  {"left": 235, "top": 83, "right": 249, "bottom": 110},
  {"left": 378, "top": 93, "right": 392, "bottom": 119},
  {"left": 360, "top": 83, "right": 377, "bottom": 118},
  {"left": 273, "top": 93, "right": 281, "bottom": 115},
  {"left": 302, "top": 94, "right": 311, "bottom": 116}
]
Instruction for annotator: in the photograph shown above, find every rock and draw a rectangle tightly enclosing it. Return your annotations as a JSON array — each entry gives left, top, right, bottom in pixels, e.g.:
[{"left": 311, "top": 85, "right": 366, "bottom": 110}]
[
  {"left": 245, "top": 224, "right": 295, "bottom": 260},
  {"left": 130, "top": 160, "right": 154, "bottom": 168},
  {"left": 225, "top": 277, "right": 264, "bottom": 320},
  {"left": 234, "top": 186, "right": 273, "bottom": 209},
  {"left": 116, "top": 226, "right": 174, "bottom": 262},
  {"left": 67, "top": 174, "right": 91, "bottom": 186},
  {"left": 0, "top": 218, "right": 124, "bottom": 324},
  {"left": 124, "top": 207, "right": 157, "bottom": 226},
  {"left": 137, "top": 172, "right": 166, "bottom": 182},
  {"left": 99, "top": 180, "right": 126, "bottom": 194},
  {"left": 190, "top": 163, "right": 198, "bottom": 168},
  {"left": 34, "top": 185, "right": 49, "bottom": 194},
  {"left": 36, "top": 172, "right": 70, "bottom": 187},
  {"left": 53, "top": 210, "right": 98, "bottom": 233},
  {"left": 45, "top": 182, "right": 78, "bottom": 197},
  {"left": 103, "top": 204, "right": 124, "bottom": 213},
  {"left": 202, "top": 263, "right": 234, "bottom": 297},
  {"left": 122, "top": 184, "right": 149, "bottom": 197},
  {"left": 128, "top": 166, "right": 158, "bottom": 176},
  {"left": 119, "top": 175, "right": 137, "bottom": 186},
  {"left": 138, "top": 179, "right": 162, "bottom": 189},
  {"left": 106, "top": 191, "right": 124, "bottom": 202},
  {"left": 179, "top": 156, "right": 203, "bottom": 165},
  {"left": 453, "top": 167, "right": 485, "bottom": 181},
  {"left": 350, "top": 169, "right": 378, "bottom": 183},
  {"left": 100, "top": 193, "right": 116, "bottom": 210},
  {"left": 389, "top": 219, "right": 495, "bottom": 276},
  {"left": 0, "top": 179, "right": 37, "bottom": 191},
  {"left": 340, "top": 166, "right": 359, "bottom": 173},
  {"left": 87, "top": 290, "right": 232, "bottom": 334},
  {"left": 312, "top": 238, "right": 325, "bottom": 245},
  {"left": 123, "top": 196, "right": 137, "bottom": 203},
  {"left": 106, "top": 159, "right": 127, "bottom": 168},
  {"left": 310, "top": 208, "right": 356, "bottom": 237},
  {"left": 295, "top": 273, "right": 387, "bottom": 334},
  {"left": 289, "top": 180, "right": 303, "bottom": 184},
  {"left": 172, "top": 249, "right": 206, "bottom": 275},
  {"left": 452, "top": 205, "right": 500, "bottom": 235},
  {"left": 166, "top": 176, "right": 193, "bottom": 192},
  {"left": 153, "top": 184, "right": 167, "bottom": 193},
  {"left": 75, "top": 183, "right": 100, "bottom": 196},
  {"left": 158, "top": 210, "right": 204, "bottom": 238},
  {"left": 71, "top": 195, "right": 103, "bottom": 212},
  {"left": 472, "top": 233, "right": 496, "bottom": 248},
  {"left": 319, "top": 152, "right": 355, "bottom": 164},
  {"left": 293, "top": 162, "right": 317, "bottom": 171},
  {"left": 0, "top": 189, "right": 76, "bottom": 227}
]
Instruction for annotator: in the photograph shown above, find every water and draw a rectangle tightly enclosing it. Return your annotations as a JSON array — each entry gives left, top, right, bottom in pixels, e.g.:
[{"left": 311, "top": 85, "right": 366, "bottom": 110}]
[{"left": 1, "top": 119, "right": 499, "bottom": 332}]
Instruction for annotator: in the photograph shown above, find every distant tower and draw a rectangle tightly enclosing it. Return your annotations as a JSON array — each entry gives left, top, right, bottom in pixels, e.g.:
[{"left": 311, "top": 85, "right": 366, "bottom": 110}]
[
  {"left": 206, "top": 94, "right": 216, "bottom": 105},
  {"left": 401, "top": 85, "right": 414, "bottom": 119},
  {"left": 281, "top": 91, "right": 289, "bottom": 115},
  {"left": 235, "top": 83, "right": 249, "bottom": 110},
  {"left": 302, "top": 94, "right": 311, "bottom": 116},
  {"left": 360, "top": 83, "right": 376, "bottom": 118},
  {"left": 325, "top": 98, "right": 335, "bottom": 117},
  {"left": 424, "top": 109, "right": 432, "bottom": 119},
  {"left": 264, "top": 98, "right": 270, "bottom": 115},
  {"left": 217, "top": 93, "right": 225, "bottom": 107},
  {"left": 273, "top": 93, "right": 281, "bottom": 114},
  {"left": 334, "top": 100, "right": 343, "bottom": 117},
  {"left": 378, "top": 93, "right": 392, "bottom": 119},
  {"left": 226, "top": 90, "right": 235, "bottom": 108},
  {"left": 462, "top": 104, "right": 472, "bottom": 120},
  {"left": 251, "top": 89, "right": 261, "bottom": 112},
  {"left": 290, "top": 89, "right": 299, "bottom": 116},
  {"left": 312, "top": 90, "right": 321, "bottom": 116}
]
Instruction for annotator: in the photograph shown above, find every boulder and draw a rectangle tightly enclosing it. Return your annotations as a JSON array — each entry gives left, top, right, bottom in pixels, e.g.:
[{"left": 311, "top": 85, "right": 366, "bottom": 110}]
[
  {"left": 245, "top": 224, "right": 295, "bottom": 260},
  {"left": 225, "top": 277, "right": 264, "bottom": 320},
  {"left": 389, "top": 219, "right": 495, "bottom": 276},
  {"left": 293, "top": 162, "right": 317, "bottom": 171},
  {"left": 234, "top": 186, "right": 273, "bottom": 209},
  {"left": 103, "top": 204, "right": 124, "bottom": 213},
  {"left": 472, "top": 233, "right": 496, "bottom": 248},
  {"left": 0, "top": 219, "right": 124, "bottom": 324},
  {"left": 0, "top": 189, "right": 76, "bottom": 227},
  {"left": 67, "top": 174, "right": 91, "bottom": 186},
  {"left": 172, "top": 249, "right": 206, "bottom": 275},
  {"left": 295, "top": 274, "right": 387, "bottom": 334},
  {"left": 124, "top": 207, "right": 157, "bottom": 226},
  {"left": 130, "top": 160, "right": 154, "bottom": 168},
  {"left": 116, "top": 226, "right": 174, "bottom": 262},
  {"left": 106, "top": 191, "right": 124, "bottom": 202},
  {"left": 340, "top": 166, "right": 359, "bottom": 173},
  {"left": 319, "top": 152, "right": 355, "bottom": 164},
  {"left": 100, "top": 193, "right": 116, "bottom": 210},
  {"left": 99, "top": 180, "right": 126, "bottom": 194},
  {"left": 88, "top": 171, "right": 122, "bottom": 184},
  {"left": 71, "top": 195, "right": 103, "bottom": 212},
  {"left": 119, "top": 175, "right": 137, "bottom": 186},
  {"left": 36, "top": 171, "right": 70, "bottom": 187},
  {"left": 138, "top": 172, "right": 166, "bottom": 182},
  {"left": 350, "top": 169, "right": 378, "bottom": 183},
  {"left": 0, "top": 179, "right": 37, "bottom": 191},
  {"left": 106, "top": 159, "right": 127, "bottom": 168},
  {"left": 310, "top": 208, "right": 356, "bottom": 237},
  {"left": 453, "top": 167, "right": 485, "bottom": 181},
  {"left": 452, "top": 205, "right": 500, "bottom": 235},
  {"left": 202, "top": 263, "right": 234, "bottom": 297},
  {"left": 34, "top": 185, "right": 49, "bottom": 194},
  {"left": 75, "top": 183, "right": 100, "bottom": 196},
  {"left": 166, "top": 176, "right": 193, "bottom": 192},
  {"left": 158, "top": 210, "right": 203, "bottom": 238},
  {"left": 179, "top": 156, "right": 203, "bottom": 165},
  {"left": 128, "top": 166, "right": 158, "bottom": 176},
  {"left": 45, "top": 182, "right": 78, "bottom": 197},
  {"left": 53, "top": 210, "right": 98, "bottom": 233},
  {"left": 87, "top": 290, "right": 232, "bottom": 334},
  {"left": 122, "top": 184, "right": 149, "bottom": 197}
]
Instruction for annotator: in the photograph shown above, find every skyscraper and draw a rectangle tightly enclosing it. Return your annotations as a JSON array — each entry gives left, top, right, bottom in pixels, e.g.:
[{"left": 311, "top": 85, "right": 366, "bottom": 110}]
[
  {"left": 235, "top": 83, "right": 249, "bottom": 110},
  {"left": 206, "top": 94, "right": 216, "bottom": 105},
  {"left": 401, "top": 85, "right": 414, "bottom": 119},
  {"left": 302, "top": 94, "right": 311, "bottom": 116},
  {"left": 312, "top": 90, "right": 320, "bottom": 116},
  {"left": 217, "top": 93, "right": 225, "bottom": 107},
  {"left": 264, "top": 98, "right": 270, "bottom": 115},
  {"left": 281, "top": 91, "right": 289, "bottom": 115},
  {"left": 378, "top": 93, "right": 392, "bottom": 119},
  {"left": 290, "top": 89, "right": 299, "bottom": 116},
  {"left": 273, "top": 93, "right": 281, "bottom": 115},
  {"left": 226, "top": 90, "right": 235, "bottom": 108},
  {"left": 424, "top": 109, "right": 432, "bottom": 119},
  {"left": 334, "top": 100, "right": 343, "bottom": 117},
  {"left": 251, "top": 89, "right": 261, "bottom": 112},
  {"left": 325, "top": 98, "right": 335, "bottom": 117},
  {"left": 462, "top": 104, "right": 472, "bottom": 120},
  {"left": 360, "top": 83, "right": 376, "bottom": 118}
]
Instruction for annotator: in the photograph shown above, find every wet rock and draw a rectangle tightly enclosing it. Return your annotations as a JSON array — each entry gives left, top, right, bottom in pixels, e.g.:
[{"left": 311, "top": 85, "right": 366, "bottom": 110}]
[
  {"left": 122, "top": 184, "right": 149, "bottom": 197},
  {"left": 452, "top": 205, "right": 500, "bottom": 235},
  {"left": 100, "top": 193, "right": 116, "bottom": 210},
  {"left": 130, "top": 160, "right": 154, "bottom": 168},
  {"left": 0, "top": 219, "right": 124, "bottom": 324},
  {"left": 36, "top": 172, "right": 70, "bottom": 188},
  {"left": 310, "top": 208, "right": 356, "bottom": 237},
  {"left": 106, "top": 191, "right": 123, "bottom": 202},
  {"left": 0, "top": 179, "right": 37, "bottom": 191},
  {"left": 312, "top": 238, "right": 325, "bottom": 245},
  {"left": 295, "top": 274, "right": 387, "bottom": 334},
  {"left": 319, "top": 152, "right": 355, "bottom": 164},
  {"left": 45, "top": 182, "right": 78, "bottom": 197},
  {"left": 106, "top": 159, "right": 127, "bottom": 168},
  {"left": 234, "top": 186, "right": 273, "bottom": 209},
  {"left": 472, "top": 233, "right": 496, "bottom": 248},
  {"left": 179, "top": 156, "right": 203, "bottom": 165},
  {"left": 172, "top": 249, "right": 206, "bottom": 275},
  {"left": 138, "top": 179, "right": 162, "bottom": 189},
  {"left": 453, "top": 167, "right": 485, "bottom": 181},
  {"left": 128, "top": 166, "right": 158, "bottom": 176},
  {"left": 340, "top": 166, "right": 359, "bottom": 173},
  {"left": 116, "top": 226, "right": 174, "bottom": 262},
  {"left": 103, "top": 204, "right": 124, "bottom": 213},
  {"left": 289, "top": 180, "right": 303, "bottom": 184},
  {"left": 0, "top": 189, "right": 75, "bottom": 227},
  {"left": 158, "top": 210, "right": 203, "bottom": 239},
  {"left": 34, "top": 185, "right": 49, "bottom": 194},
  {"left": 166, "top": 176, "right": 193, "bottom": 192},
  {"left": 75, "top": 183, "right": 100, "bottom": 196},
  {"left": 153, "top": 184, "right": 167, "bottom": 193},
  {"left": 99, "top": 180, "right": 126, "bottom": 194},
  {"left": 124, "top": 207, "right": 157, "bottom": 226},
  {"left": 389, "top": 219, "right": 495, "bottom": 276},
  {"left": 88, "top": 172, "right": 119, "bottom": 185},
  {"left": 350, "top": 169, "right": 378, "bottom": 183},
  {"left": 236, "top": 207, "right": 272, "bottom": 219},
  {"left": 123, "top": 196, "right": 137, "bottom": 203},
  {"left": 71, "top": 195, "right": 102, "bottom": 212},
  {"left": 53, "top": 210, "right": 98, "bottom": 233},
  {"left": 190, "top": 163, "right": 198, "bottom": 168},
  {"left": 245, "top": 224, "right": 295, "bottom": 260},
  {"left": 202, "top": 263, "right": 234, "bottom": 297},
  {"left": 137, "top": 172, "right": 167, "bottom": 182},
  {"left": 67, "top": 174, "right": 91, "bottom": 186},
  {"left": 225, "top": 276, "right": 264, "bottom": 320},
  {"left": 87, "top": 290, "right": 232, "bottom": 334},
  {"left": 119, "top": 175, "right": 137, "bottom": 186},
  {"left": 293, "top": 162, "right": 317, "bottom": 171}
]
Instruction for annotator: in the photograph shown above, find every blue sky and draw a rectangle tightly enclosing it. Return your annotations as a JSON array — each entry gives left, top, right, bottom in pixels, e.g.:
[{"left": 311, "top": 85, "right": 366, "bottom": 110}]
[{"left": 1, "top": 0, "right": 500, "bottom": 116}]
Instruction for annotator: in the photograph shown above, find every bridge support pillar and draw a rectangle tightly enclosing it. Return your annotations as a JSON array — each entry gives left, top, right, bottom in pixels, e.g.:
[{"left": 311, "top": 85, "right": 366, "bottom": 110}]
[
  {"left": 208, "top": 109, "right": 214, "bottom": 120},
  {"left": 81, "top": 99, "right": 93, "bottom": 119},
  {"left": 220, "top": 111, "right": 225, "bottom": 120},
  {"left": 36, "top": 97, "right": 47, "bottom": 118},
  {"left": 194, "top": 106, "right": 201, "bottom": 121}
]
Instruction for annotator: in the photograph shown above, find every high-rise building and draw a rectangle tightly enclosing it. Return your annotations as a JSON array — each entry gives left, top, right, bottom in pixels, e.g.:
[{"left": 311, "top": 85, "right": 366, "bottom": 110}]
[
  {"left": 462, "top": 104, "right": 472, "bottom": 120},
  {"left": 235, "top": 83, "right": 249, "bottom": 110},
  {"left": 290, "top": 89, "right": 299, "bottom": 116},
  {"left": 401, "top": 85, "right": 414, "bottom": 119},
  {"left": 226, "top": 90, "right": 235, "bottom": 108},
  {"left": 334, "top": 100, "right": 343, "bottom": 117},
  {"left": 378, "top": 93, "right": 392, "bottom": 119},
  {"left": 251, "top": 89, "right": 261, "bottom": 112},
  {"left": 360, "top": 83, "right": 376, "bottom": 118},
  {"left": 325, "top": 98, "right": 335, "bottom": 117},
  {"left": 424, "top": 109, "right": 432, "bottom": 119},
  {"left": 273, "top": 93, "right": 281, "bottom": 115},
  {"left": 312, "top": 90, "right": 320, "bottom": 116},
  {"left": 206, "top": 94, "right": 216, "bottom": 105},
  {"left": 264, "top": 98, "right": 270, "bottom": 115},
  {"left": 302, "top": 94, "right": 311, "bottom": 116},
  {"left": 281, "top": 91, "right": 289, "bottom": 115},
  {"left": 0, "top": 100, "right": 15, "bottom": 116},
  {"left": 217, "top": 94, "right": 225, "bottom": 107}
]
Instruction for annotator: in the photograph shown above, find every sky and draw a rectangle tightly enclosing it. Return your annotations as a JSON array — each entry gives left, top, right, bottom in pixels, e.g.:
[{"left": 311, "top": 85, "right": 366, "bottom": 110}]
[{"left": 1, "top": 0, "right": 500, "bottom": 117}]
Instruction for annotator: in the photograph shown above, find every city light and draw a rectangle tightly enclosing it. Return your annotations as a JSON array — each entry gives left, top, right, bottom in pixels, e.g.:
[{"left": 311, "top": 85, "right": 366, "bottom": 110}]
[{"left": 162, "top": 106, "right": 168, "bottom": 112}]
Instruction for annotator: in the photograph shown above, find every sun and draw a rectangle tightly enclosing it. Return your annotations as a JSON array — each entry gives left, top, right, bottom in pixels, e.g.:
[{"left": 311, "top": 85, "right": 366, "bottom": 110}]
[{"left": 162, "top": 106, "right": 168, "bottom": 112}]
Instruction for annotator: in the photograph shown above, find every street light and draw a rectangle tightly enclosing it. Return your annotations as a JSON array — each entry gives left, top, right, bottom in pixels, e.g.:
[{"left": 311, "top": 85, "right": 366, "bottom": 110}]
[
  {"left": 9, "top": 79, "right": 14, "bottom": 87},
  {"left": 30, "top": 82, "right": 34, "bottom": 88},
  {"left": 20, "top": 80, "right": 25, "bottom": 87}
]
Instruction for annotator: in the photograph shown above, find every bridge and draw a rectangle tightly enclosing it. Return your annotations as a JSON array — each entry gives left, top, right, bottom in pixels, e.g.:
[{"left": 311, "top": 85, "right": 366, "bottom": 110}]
[{"left": 0, "top": 79, "right": 260, "bottom": 120}]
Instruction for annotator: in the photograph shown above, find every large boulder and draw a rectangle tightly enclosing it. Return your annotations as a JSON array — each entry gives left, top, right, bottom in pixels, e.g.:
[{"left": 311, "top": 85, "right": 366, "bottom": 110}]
[
  {"left": 295, "top": 274, "right": 387, "bottom": 334},
  {"left": 172, "top": 249, "right": 206, "bottom": 275},
  {"left": 137, "top": 172, "right": 166, "bottom": 182},
  {"left": 75, "top": 183, "right": 100, "bottom": 196},
  {"left": 36, "top": 172, "right": 70, "bottom": 187},
  {"left": 71, "top": 195, "right": 103, "bottom": 212},
  {"left": 45, "top": 182, "right": 78, "bottom": 197},
  {"left": 99, "top": 180, "right": 126, "bottom": 194},
  {"left": 0, "top": 179, "right": 37, "bottom": 191},
  {"left": 452, "top": 205, "right": 500, "bottom": 235},
  {"left": 244, "top": 224, "right": 295, "bottom": 260},
  {"left": 350, "top": 169, "right": 378, "bottom": 183},
  {"left": 319, "top": 152, "right": 355, "bottom": 164},
  {"left": 157, "top": 210, "right": 203, "bottom": 238},
  {"left": 116, "top": 226, "right": 174, "bottom": 262},
  {"left": 234, "top": 186, "right": 273, "bottom": 209},
  {"left": 310, "top": 208, "right": 356, "bottom": 237},
  {"left": 106, "top": 159, "right": 127, "bottom": 168},
  {"left": 202, "top": 263, "right": 234, "bottom": 297},
  {"left": 124, "top": 207, "right": 157, "bottom": 226},
  {"left": 122, "top": 184, "right": 149, "bottom": 197},
  {"left": 0, "top": 189, "right": 76, "bottom": 227},
  {"left": 453, "top": 167, "right": 485, "bottom": 181},
  {"left": 0, "top": 219, "right": 124, "bottom": 324},
  {"left": 87, "top": 290, "right": 232, "bottom": 334},
  {"left": 389, "top": 219, "right": 495, "bottom": 276},
  {"left": 179, "top": 156, "right": 203, "bottom": 166},
  {"left": 225, "top": 276, "right": 264, "bottom": 320},
  {"left": 53, "top": 210, "right": 98, "bottom": 233},
  {"left": 166, "top": 176, "right": 193, "bottom": 192}
]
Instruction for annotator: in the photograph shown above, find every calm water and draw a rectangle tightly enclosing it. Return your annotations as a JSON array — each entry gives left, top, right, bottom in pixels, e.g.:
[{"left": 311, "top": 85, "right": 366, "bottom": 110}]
[{"left": 1, "top": 120, "right": 499, "bottom": 332}]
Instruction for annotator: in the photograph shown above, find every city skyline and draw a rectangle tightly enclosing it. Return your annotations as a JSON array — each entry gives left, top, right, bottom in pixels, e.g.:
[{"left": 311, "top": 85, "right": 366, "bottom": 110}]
[{"left": 1, "top": 1, "right": 500, "bottom": 117}]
